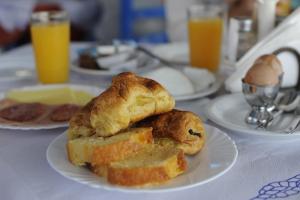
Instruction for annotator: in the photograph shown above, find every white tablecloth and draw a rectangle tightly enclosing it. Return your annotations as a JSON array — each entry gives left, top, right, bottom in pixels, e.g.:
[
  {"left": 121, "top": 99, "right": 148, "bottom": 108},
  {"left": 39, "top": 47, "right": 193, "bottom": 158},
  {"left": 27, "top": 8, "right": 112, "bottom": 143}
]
[{"left": 0, "top": 44, "right": 300, "bottom": 200}]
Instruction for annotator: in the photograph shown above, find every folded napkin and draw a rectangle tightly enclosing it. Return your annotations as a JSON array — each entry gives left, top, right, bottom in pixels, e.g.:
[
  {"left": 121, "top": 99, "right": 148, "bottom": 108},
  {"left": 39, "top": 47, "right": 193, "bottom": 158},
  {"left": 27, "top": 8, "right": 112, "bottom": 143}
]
[{"left": 225, "top": 8, "right": 300, "bottom": 93}]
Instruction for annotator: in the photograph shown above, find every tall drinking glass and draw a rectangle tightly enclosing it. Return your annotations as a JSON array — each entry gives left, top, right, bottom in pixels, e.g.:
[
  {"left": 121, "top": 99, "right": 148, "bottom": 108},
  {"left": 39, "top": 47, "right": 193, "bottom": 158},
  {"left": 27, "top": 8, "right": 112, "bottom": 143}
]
[
  {"left": 31, "top": 11, "right": 70, "bottom": 84},
  {"left": 188, "top": 4, "right": 225, "bottom": 73}
]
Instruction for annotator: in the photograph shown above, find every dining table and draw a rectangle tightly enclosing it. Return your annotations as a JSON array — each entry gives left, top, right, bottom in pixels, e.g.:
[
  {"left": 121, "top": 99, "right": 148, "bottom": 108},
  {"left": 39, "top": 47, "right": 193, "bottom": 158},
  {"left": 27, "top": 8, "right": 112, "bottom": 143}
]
[{"left": 0, "top": 42, "right": 300, "bottom": 200}]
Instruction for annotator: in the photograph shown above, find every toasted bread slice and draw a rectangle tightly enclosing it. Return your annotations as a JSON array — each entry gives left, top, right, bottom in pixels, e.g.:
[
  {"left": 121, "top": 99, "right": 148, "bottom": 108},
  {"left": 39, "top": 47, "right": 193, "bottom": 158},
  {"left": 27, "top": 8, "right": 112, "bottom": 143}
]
[
  {"left": 67, "top": 127, "right": 153, "bottom": 166},
  {"left": 104, "top": 144, "right": 187, "bottom": 186}
]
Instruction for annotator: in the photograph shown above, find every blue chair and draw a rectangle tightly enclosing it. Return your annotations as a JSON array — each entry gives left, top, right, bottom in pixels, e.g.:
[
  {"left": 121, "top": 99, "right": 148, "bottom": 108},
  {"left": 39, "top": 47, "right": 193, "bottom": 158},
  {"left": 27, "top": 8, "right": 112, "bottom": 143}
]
[
  {"left": 292, "top": 0, "right": 300, "bottom": 9},
  {"left": 120, "top": 0, "right": 168, "bottom": 43}
]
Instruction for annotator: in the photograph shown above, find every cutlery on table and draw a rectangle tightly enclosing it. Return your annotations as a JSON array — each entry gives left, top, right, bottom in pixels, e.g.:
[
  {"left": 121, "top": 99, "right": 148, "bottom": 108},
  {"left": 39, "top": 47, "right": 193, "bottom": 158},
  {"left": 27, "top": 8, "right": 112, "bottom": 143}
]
[
  {"left": 256, "top": 90, "right": 299, "bottom": 129},
  {"left": 284, "top": 104, "right": 300, "bottom": 134}
]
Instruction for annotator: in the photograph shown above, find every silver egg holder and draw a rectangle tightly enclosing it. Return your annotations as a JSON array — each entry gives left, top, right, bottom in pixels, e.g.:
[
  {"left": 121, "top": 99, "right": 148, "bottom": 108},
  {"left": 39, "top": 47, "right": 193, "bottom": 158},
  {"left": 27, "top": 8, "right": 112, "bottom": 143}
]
[
  {"left": 242, "top": 47, "right": 300, "bottom": 127},
  {"left": 242, "top": 79, "right": 280, "bottom": 126}
]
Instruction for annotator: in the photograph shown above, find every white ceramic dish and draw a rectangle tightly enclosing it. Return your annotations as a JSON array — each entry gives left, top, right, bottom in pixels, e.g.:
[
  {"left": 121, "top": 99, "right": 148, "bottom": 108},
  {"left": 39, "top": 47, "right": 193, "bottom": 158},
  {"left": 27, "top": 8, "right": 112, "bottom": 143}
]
[
  {"left": 46, "top": 124, "right": 238, "bottom": 193},
  {"left": 0, "top": 84, "right": 103, "bottom": 130},
  {"left": 71, "top": 49, "right": 159, "bottom": 76},
  {"left": 206, "top": 93, "right": 300, "bottom": 139}
]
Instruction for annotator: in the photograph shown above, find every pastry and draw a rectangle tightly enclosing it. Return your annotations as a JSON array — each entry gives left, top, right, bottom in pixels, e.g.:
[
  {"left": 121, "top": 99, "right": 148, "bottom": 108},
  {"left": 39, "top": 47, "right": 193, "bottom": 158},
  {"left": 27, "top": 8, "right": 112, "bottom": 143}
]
[
  {"left": 68, "top": 98, "right": 96, "bottom": 140},
  {"left": 136, "top": 109, "right": 206, "bottom": 155},
  {"left": 90, "top": 72, "right": 175, "bottom": 137}
]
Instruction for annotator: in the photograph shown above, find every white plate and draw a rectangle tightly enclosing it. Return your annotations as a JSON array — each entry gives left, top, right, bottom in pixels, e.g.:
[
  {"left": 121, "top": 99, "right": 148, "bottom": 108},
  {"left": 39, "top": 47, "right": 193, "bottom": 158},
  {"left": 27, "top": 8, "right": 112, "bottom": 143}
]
[
  {"left": 71, "top": 60, "right": 159, "bottom": 76},
  {"left": 46, "top": 124, "right": 237, "bottom": 193},
  {"left": 0, "top": 84, "right": 103, "bottom": 130},
  {"left": 206, "top": 93, "right": 300, "bottom": 139},
  {"left": 71, "top": 50, "right": 159, "bottom": 76}
]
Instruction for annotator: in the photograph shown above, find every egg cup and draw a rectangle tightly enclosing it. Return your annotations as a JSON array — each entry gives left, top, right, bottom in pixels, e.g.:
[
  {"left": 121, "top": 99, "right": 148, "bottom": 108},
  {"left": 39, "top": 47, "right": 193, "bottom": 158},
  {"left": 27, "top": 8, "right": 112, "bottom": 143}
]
[{"left": 242, "top": 78, "right": 281, "bottom": 126}]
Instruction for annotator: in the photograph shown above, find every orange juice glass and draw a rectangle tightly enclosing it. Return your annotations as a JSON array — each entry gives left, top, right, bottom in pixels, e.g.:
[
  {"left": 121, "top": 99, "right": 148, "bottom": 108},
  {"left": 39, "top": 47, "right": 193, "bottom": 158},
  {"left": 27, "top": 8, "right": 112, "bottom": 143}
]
[
  {"left": 188, "top": 5, "right": 225, "bottom": 73},
  {"left": 31, "top": 11, "right": 70, "bottom": 84}
]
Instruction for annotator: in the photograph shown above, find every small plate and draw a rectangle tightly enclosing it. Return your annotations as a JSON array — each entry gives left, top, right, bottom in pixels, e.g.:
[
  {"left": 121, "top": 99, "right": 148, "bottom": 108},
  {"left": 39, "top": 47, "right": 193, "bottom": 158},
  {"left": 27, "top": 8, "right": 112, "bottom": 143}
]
[
  {"left": 46, "top": 124, "right": 237, "bottom": 193},
  {"left": 206, "top": 93, "right": 300, "bottom": 139},
  {"left": 71, "top": 47, "right": 159, "bottom": 76},
  {"left": 0, "top": 84, "right": 103, "bottom": 130}
]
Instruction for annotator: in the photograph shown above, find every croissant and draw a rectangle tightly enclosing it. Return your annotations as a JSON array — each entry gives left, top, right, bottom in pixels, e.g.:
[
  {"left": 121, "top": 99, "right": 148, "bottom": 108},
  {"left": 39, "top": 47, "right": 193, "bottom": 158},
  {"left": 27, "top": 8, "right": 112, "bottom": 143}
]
[
  {"left": 68, "top": 98, "right": 96, "bottom": 140},
  {"left": 90, "top": 72, "right": 175, "bottom": 136}
]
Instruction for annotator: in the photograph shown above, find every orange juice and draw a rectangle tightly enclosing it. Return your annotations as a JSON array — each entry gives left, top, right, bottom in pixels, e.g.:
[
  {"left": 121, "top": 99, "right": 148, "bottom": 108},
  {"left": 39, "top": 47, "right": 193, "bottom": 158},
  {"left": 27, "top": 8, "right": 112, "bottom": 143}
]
[
  {"left": 31, "top": 21, "right": 70, "bottom": 83},
  {"left": 188, "top": 18, "right": 223, "bottom": 72}
]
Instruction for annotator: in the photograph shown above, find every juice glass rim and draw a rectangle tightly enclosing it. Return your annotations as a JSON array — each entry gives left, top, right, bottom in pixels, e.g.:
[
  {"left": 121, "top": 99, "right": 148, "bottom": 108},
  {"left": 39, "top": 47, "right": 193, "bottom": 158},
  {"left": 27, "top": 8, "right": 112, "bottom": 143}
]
[
  {"left": 31, "top": 11, "right": 69, "bottom": 25},
  {"left": 188, "top": 4, "right": 227, "bottom": 19}
]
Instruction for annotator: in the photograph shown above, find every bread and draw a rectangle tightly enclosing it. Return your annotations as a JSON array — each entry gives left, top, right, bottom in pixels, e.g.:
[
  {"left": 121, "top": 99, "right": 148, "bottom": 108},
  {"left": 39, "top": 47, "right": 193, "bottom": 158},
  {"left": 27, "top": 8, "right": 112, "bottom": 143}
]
[
  {"left": 136, "top": 109, "right": 206, "bottom": 155},
  {"left": 65, "top": 73, "right": 206, "bottom": 187},
  {"left": 67, "top": 98, "right": 96, "bottom": 140},
  {"left": 90, "top": 72, "right": 175, "bottom": 137},
  {"left": 90, "top": 138, "right": 178, "bottom": 177},
  {"left": 103, "top": 144, "right": 187, "bottom": 186},
  {"left": 67, "top": 127, "right": 153, "bottom": 166}
]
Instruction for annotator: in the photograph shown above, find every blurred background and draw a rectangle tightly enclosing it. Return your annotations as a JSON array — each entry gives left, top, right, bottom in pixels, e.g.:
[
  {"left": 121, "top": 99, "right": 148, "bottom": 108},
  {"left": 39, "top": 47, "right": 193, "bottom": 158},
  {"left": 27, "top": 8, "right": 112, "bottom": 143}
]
[{"left": 0, "top": 0, "right": 299, "bottom": 52}]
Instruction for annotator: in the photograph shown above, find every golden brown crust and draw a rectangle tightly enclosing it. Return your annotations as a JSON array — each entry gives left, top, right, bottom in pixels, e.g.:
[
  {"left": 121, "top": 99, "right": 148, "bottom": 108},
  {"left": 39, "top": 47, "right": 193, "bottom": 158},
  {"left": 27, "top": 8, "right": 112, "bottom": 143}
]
[
  {"left": 91, "top": 141, "right": 140, "bottom": 177},
  {"left": 106, "top": 149, "right": 186, "bottom": 186},
  {"left": 177, "top": 150, "right": 187, "bottom": 171},
  {"left": 68, "top": 98, "right": 96, "bottom": 140},
  {"left": 90, "top": 127, "right": 153, "bottom": 169},
  {"left": 91, "top": 132, "right": 153, "bottom": 165},
  {"left": 107, "top": 166, "right": 170, "bottom": 186},
  {"left": 90, "top": 72, "right": 175, "bottom": 137},
  {"left": 136, "top": 109, "right": 206, "bottom": 155},
  {"left": 90, "top": 164, "right": 108, "bottom": 177},
  {"left": 68, "top": 127, "right": 153, "bottom": 166}
]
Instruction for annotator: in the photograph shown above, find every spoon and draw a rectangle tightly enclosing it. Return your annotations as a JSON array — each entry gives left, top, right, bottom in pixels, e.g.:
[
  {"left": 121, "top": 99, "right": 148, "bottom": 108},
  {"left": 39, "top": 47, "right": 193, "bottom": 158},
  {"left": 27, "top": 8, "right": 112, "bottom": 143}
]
[
  {"left": 136, "top": 45, "right": 179, "bottom": 68},
  {"left": 284, "top": 104, "right": 300, "bottom": 134},
  {"left": 257, "top": 90, "right": 298, "bottom": 128}
]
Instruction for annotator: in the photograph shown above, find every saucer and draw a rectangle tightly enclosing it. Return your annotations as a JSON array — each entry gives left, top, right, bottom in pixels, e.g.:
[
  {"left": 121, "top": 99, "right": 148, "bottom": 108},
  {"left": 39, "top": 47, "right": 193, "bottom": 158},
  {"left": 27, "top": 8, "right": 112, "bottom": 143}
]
[{"left": 206, "top": 93, "right": 300, "bottom": 140}]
